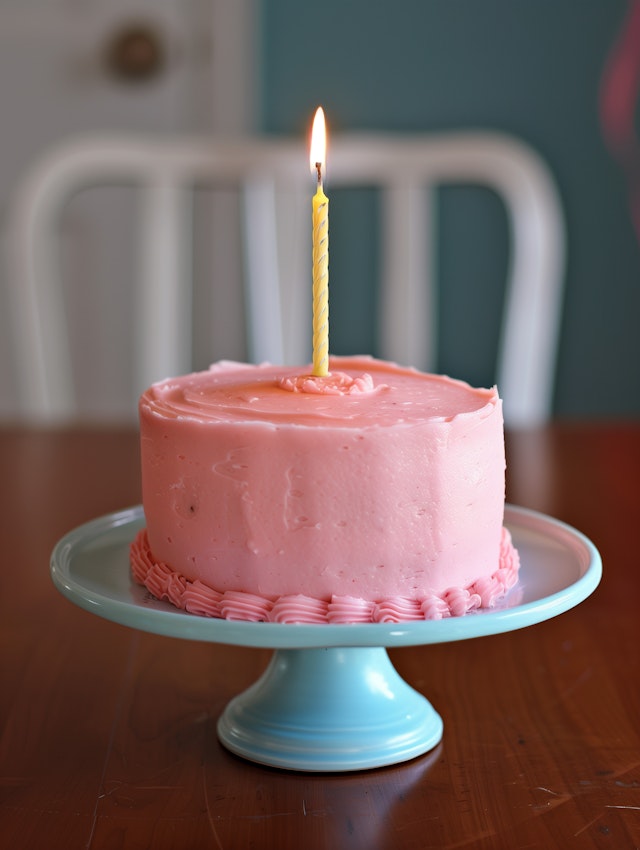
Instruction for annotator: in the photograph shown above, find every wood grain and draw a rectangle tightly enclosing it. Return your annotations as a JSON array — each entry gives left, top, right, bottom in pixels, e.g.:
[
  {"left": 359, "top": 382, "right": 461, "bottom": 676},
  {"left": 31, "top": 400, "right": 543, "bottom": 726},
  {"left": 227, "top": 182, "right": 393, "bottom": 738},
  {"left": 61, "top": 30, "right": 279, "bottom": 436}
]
[{"left": 1, "top": 424, "right": 639, "bottom": 849}]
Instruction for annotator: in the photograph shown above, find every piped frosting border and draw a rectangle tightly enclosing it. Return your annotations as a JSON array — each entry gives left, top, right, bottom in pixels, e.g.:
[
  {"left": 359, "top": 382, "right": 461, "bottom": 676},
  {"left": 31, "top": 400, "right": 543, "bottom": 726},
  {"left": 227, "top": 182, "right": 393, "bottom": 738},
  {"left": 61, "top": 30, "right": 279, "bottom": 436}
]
[{"left": 130, "top": 528, "right": 520, "bottom": 624}]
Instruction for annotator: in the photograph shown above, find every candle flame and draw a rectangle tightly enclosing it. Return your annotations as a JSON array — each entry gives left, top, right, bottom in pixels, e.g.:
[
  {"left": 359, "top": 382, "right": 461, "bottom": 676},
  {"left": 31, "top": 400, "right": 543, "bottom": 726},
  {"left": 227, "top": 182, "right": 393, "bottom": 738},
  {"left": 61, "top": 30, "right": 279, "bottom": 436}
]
[{"left": 310, "top": 106, "right": 327, "bottom": 180}]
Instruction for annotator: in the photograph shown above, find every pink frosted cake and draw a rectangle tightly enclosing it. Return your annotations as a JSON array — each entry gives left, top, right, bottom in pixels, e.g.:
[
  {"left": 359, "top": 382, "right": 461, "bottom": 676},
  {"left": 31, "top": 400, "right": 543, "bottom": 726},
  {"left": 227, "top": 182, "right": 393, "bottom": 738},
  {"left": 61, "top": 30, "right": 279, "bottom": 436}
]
[{"left": 130, "top": 356, "right": 519, "bottom": 623}]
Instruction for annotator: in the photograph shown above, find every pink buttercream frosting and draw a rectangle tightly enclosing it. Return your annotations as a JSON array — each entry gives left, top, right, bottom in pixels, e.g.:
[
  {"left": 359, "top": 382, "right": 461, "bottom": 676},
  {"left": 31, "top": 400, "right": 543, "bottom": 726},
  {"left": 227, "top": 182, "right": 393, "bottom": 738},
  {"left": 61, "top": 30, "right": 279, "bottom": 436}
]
[
  {"left": 131, "top": 526, "right": 520, "bottom": 623},
  {"left": 132, "top": 356, "right": 519, "bottom": 623},
  {"left": 278, "top": 370, "right": 383, "bottom": 395}
]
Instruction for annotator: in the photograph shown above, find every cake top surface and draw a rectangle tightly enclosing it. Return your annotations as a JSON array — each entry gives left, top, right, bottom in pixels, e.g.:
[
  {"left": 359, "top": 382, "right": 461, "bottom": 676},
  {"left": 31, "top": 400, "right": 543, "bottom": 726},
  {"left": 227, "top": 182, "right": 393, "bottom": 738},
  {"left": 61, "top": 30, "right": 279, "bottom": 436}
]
[{"left": 141, "top": 355, "right": 498, "bottom": 428}]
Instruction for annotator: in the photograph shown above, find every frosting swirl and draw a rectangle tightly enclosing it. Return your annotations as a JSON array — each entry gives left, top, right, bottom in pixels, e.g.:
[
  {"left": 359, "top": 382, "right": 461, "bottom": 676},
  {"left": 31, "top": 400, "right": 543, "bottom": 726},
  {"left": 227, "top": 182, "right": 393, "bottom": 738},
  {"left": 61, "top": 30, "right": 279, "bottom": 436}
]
[{"left": 278, "top": 370, "right": 382, "bottom": 396}]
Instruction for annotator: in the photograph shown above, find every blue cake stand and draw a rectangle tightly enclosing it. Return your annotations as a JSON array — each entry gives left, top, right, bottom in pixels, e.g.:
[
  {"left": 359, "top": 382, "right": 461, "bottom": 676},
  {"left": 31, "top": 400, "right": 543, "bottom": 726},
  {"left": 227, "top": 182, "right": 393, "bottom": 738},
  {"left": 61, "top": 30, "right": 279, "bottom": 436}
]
[{"left": 51, "top": 505, "right": 601, "bottom": 772}]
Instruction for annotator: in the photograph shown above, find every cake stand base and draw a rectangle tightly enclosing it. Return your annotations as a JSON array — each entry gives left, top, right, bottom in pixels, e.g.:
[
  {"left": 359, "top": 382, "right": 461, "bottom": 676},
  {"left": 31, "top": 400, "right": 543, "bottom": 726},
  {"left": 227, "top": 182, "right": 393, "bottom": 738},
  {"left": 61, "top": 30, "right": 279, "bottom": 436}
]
[{"left": 217, "top": 646, "right": 442, "bottom": 772}]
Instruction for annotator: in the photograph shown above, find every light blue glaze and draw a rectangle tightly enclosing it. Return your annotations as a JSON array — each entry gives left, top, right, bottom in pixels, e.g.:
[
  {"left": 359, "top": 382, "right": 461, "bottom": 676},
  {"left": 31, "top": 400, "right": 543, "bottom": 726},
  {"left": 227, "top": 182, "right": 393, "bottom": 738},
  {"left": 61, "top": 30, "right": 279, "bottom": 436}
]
[
  {"left": 51, "top": 503, "right": 601, "bottom": 771},
  {"left": 217, "top": 647, "right": 443, "bottom": 771}
]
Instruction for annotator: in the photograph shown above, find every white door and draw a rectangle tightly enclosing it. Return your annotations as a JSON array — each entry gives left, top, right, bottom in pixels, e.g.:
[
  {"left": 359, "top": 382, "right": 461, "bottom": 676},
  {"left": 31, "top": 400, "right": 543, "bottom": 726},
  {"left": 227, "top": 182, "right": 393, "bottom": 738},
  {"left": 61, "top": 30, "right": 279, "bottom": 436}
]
[{"left": 0, "top": 0, "right": 257, "bottom": 419}]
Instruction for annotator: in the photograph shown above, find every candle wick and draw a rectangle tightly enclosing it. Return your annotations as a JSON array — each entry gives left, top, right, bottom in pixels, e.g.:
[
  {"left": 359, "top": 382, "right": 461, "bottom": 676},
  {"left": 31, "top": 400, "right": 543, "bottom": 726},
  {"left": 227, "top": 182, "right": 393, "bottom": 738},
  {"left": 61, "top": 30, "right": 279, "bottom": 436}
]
[{"left": 315, "top": 161, "right": 323, "bottom": 187}]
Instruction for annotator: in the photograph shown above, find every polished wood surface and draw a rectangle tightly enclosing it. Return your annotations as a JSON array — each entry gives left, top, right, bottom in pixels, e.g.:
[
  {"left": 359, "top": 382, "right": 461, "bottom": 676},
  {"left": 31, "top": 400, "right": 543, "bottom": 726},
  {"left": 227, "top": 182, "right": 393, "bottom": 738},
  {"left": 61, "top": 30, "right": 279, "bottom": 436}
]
[{"left": 1, "top": 423, "right": 639, "bottom": 849}]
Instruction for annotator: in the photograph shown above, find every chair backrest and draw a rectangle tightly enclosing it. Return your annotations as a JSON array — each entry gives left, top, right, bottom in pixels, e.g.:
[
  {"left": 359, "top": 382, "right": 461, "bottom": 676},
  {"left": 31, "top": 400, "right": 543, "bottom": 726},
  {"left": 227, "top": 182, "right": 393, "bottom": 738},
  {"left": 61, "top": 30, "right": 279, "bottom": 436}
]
[{"left": 6, "top": 131, "right": 565, "bottom": 426}]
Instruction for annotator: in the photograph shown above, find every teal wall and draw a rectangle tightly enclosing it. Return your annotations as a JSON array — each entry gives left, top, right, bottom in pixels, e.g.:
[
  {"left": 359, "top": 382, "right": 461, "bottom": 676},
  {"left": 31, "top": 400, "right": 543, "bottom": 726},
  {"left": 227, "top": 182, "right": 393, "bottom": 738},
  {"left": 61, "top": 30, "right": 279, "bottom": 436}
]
[{"left": 259, "top": 1, "right": 640, "bottom": 418}]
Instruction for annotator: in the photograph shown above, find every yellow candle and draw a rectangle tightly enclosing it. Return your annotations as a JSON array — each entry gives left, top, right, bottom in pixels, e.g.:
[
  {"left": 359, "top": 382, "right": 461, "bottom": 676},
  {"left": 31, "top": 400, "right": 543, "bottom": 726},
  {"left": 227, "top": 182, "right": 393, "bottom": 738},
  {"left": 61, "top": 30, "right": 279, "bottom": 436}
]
[{"left": 310, "top": 107, "right": 329, "bottom": 377}]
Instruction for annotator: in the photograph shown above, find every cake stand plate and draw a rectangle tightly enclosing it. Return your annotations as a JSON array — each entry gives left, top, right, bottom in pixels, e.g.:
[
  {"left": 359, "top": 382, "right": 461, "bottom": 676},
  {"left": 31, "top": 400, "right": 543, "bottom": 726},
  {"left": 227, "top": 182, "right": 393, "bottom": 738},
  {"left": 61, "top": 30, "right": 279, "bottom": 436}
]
[{"left": 51, "top": 505, "right": 601, "bottom": 772}]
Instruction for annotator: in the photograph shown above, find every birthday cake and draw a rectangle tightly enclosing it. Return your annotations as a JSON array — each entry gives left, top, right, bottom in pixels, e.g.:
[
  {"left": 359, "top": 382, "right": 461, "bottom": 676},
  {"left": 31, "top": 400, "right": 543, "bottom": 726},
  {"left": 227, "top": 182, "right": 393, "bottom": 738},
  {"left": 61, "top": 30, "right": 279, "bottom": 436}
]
[{"left": 130, "top": 356, "right": 519, "bottom": 623}]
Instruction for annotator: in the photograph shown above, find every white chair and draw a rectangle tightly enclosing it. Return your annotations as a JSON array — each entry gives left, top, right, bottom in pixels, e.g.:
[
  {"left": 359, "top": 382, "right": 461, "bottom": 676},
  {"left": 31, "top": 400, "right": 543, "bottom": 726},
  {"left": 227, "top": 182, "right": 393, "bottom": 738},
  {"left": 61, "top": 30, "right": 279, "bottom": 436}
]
[{"left": 6, "top": 131, "right": 565, "bottom": 426}]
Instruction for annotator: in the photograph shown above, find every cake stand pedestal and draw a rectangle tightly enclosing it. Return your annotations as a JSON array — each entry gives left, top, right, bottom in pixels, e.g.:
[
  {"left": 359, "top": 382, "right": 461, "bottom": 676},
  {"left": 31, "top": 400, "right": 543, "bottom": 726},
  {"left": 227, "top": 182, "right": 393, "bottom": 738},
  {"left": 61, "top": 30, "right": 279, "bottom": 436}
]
[
  {"left": 217, "top": 646, "right": 442, "bottom": 771},
  {"left": 51, "top": 505, "right": 601, "bottom": 772}
]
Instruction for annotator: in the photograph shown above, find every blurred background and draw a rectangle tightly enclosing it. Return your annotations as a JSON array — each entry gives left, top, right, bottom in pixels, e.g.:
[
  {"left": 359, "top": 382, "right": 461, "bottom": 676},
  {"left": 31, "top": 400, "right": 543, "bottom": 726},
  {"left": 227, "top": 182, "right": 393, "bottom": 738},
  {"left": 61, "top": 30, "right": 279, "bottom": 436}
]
[{"left": 0, "top": 0, "right": 638, "bottom": 421}]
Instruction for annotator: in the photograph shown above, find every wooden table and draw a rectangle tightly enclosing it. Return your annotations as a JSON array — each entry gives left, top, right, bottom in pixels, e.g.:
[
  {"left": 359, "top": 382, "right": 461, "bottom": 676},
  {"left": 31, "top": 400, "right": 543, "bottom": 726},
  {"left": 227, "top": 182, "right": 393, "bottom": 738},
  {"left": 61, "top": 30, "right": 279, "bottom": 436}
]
[{"left": 1, "top": 423, "right": 639, "bottom": 849}]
